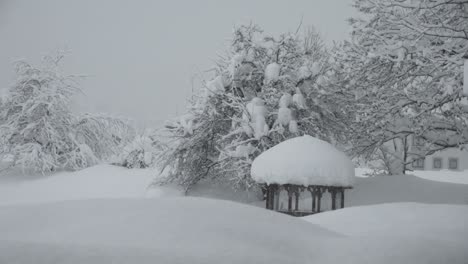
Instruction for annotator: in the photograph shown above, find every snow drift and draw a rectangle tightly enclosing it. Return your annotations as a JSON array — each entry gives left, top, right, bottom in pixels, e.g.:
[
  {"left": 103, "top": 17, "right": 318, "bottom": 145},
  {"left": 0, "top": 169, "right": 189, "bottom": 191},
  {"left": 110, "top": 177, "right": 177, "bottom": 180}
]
[
  {"left": 1, "top": 198, "right": 467, "bottom": 264},
  {"left": 0, "top": 197, "right": 339, "bottom": 264}
]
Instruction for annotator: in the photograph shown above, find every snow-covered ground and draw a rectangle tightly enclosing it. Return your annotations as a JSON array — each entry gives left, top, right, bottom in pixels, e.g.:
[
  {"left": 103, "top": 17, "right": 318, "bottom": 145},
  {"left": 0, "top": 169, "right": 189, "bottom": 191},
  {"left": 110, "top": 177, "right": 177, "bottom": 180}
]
[
  {"left": 305, "top": 203, "right": 468, "bottom": 264},
  {"left": 0, "top": 198, "right": 340, "bottom": 264},
  {"left": 0, "top": 165, "right": 261, "bottom": 206},
  {"left": 0, "top": 165, "right": 467, "bottom": 263},
  {"left": 355, "top": 166, "right": 468, "bottom": 185},
  {"left": 0, "top": 198, "right": 466, "bottom": 264},
  {"left": 412, "top": 169, "right": 468, "bottom": 185},
  {"left": 0, "top": 165, "right": 155, "bottom": 206}
]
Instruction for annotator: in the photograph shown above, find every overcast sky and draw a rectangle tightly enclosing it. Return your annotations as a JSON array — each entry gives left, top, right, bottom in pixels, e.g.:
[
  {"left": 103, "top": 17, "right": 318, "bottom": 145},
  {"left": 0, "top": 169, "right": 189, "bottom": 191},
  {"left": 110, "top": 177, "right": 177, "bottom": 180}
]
[{"left": 0, "top": 0, "right": 355, "bottom": 128}]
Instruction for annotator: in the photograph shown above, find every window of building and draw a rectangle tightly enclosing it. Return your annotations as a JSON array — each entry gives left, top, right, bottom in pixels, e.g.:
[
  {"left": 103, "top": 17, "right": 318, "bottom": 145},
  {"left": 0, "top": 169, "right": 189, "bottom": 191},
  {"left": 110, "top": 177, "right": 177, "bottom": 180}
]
[
  {"left": 433, "top": 157, "right": 442, "bottom": 169},
  {"left": 449, "top": 158, "right": 459, "bottom": 170},
  {"left": 412, "top": 158, "right": 425, "bottom": 169}
]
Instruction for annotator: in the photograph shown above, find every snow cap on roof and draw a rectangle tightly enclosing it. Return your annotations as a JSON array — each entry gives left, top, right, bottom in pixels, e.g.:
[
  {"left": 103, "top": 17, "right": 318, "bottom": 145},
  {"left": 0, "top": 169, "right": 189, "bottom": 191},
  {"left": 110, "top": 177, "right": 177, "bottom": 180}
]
[{"left": 251, "top": 135, "right": 354, "bottom": 187}]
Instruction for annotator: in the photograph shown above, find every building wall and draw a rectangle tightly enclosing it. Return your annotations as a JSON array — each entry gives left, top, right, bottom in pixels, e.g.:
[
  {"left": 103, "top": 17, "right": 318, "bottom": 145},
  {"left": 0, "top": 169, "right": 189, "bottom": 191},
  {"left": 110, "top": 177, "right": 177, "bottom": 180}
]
[{"left": 413, "top": 147, "right": 468, "bottom": 171}]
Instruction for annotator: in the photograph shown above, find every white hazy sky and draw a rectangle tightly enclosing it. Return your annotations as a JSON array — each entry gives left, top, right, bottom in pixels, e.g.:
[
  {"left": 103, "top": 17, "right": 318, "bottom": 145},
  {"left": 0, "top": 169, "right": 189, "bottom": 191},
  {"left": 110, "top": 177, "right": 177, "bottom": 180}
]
[{"left": 0, "top": 0, "right": 355, "bottom": 128}]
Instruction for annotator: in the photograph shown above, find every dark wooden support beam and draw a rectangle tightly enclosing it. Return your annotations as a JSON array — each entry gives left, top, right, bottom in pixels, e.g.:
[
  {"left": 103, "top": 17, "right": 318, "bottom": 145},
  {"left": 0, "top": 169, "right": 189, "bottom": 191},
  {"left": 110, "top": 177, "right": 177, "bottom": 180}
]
[
  {"left": 287, "top": 186, "right": 293, "bottom": 212},
  {"left": 340, "top": 188, "right": 345, "bottom": 208},
  {"left": 274, "top": 187, "right": 280, "bottom": 210},
  {"left": 271, "top": 185, "right": 277, "bottom": 209},
  {"left": 317, "top": 188, "right": 322, "bottom": 213},
  {"left": 268, "top": 186, "right": 273, "bottom": 210},
  {"left": 265, "top": 185, "right": 270, "bottom": 209},
  {"left": 294, "top": 190, "right": 299, "bottom": 211},
  {"left": 331, "top": 188, "right": 337, "bottom": 210},
  {"left": 309, "top": 188, "right": 316, "bottom": 212}
]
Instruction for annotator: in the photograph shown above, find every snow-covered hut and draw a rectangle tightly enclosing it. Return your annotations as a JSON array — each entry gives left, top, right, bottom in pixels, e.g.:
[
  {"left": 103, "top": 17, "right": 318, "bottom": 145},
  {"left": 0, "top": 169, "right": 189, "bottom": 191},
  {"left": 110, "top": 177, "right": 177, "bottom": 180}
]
[{"left": 251, "top": 135, "right": 354, "bottom": 216}]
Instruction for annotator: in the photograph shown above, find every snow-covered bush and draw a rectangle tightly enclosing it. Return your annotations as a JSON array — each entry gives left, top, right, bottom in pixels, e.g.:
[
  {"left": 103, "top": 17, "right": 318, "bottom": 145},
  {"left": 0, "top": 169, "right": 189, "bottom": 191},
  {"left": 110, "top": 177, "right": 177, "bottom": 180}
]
[
  {"left": 158, "top": 25, "right": 348, "bottom": 192},
  {"left": 74, "top": 113, "right": 135, "bottom": 161},
  {"left": 118, "top": 134, "right": 162, "bottom": 169}
]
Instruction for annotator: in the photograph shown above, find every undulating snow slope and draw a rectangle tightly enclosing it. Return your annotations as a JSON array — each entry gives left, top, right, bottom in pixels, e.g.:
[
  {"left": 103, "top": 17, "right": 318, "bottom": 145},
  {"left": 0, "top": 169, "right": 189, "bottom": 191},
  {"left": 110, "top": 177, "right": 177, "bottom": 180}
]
[
  {"left": 305, "top": 203, "right": 468, "bottom": 239},
  {"left": 304, "top": 203, "right": 468, "bottom": 264},
  {"left": 0, "top": 165, "right": 261, "bottom": 206},
  {"left": 412, "top": 169, "right": 468, "bottom": 185},
  {"left": 0, "top": 198, "right": 467, "bottom": 264},
  {"left": 0, "top": 165, "right": 155, "bottom": 206},
  {"left": 0, "top": 165, "right": 467, "bottom": 263},
  {"left": 0, "top": 198, "right": 339, "bottom": 264}
]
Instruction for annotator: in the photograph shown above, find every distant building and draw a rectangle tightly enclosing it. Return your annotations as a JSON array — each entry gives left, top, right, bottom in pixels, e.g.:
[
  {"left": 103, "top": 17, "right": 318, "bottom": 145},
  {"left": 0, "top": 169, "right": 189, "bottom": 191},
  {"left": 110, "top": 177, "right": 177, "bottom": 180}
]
[{"left": 410, "top": 136, "right": 468, "bottom": 171}]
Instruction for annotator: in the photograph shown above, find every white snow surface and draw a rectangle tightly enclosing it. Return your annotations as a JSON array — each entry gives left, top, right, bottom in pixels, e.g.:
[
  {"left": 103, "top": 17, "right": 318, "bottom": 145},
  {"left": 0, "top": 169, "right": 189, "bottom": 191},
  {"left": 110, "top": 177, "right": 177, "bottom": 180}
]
[
  {"left": 292, "top": 91, "right": 306, "bottom": 109},
  {"left": 0, "top": 165, "right": 468, "bottom": 263},
  {"left": 264, "top": 62, "right": 280, "bottom": 82},
  {"left": 206, "top": 75, "right": 225, "bottom": 94},
  {"left": 413, "top": 169, "right": 468, "bottom": 185},
  {"left": 1, "top": 199, "right": 467, "bottom": 264},
  {"left": 0, "top": 198, "right": 340, "bottom": 264},
  {"left": 0, "top": 165, "right": 155, "bottom": 206},
  {"left": 279, "top": 93, "right": 292, "bottom": 108},
  {"left": 251, "top": 135, "right": 354, "bottom": 186},
  {"left": 276, "top": 107, "right": 292, "bottom": 126},
  {"left": 305, "top": 203, "right": 468, "bottom": 239},
  {"left": 288, "top": 120, "right": 299, "bottom": 133},
  {"left": 304, "top": 203, "right": 468, "bottom": 264}
]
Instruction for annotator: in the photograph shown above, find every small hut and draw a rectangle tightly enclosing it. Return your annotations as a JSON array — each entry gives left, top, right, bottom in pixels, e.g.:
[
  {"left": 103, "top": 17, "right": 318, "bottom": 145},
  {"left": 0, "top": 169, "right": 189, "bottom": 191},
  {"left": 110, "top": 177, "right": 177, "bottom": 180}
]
[{"left": 251, "top": 135, "right": 354, "bottom": 216}]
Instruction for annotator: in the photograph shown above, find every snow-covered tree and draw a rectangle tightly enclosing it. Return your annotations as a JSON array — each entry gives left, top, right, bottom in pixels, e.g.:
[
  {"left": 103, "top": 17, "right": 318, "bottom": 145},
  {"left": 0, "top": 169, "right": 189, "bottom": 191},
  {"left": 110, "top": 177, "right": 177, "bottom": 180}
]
[
  {"left": 158, "top": 25, "right": 348, "bottom": 192},
  {"left": 334, "top": 0, "right": 468, "bottom": 174},
  {"left": 0, "top": 55, "right": 135, "bottom": 173},
  {"left": 74, "top": 113, "right": 135, "bottom": 161},
  {"left": 0, "top": 56, "right": 83, "bottom": 172}
]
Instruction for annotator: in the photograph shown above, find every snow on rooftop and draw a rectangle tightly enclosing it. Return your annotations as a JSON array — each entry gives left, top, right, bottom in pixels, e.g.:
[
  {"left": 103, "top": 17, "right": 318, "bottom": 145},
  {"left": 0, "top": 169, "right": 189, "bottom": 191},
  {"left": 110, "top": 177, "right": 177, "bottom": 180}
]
[{"left": 251, "top": 135, "right": 354, "bottom": 187}]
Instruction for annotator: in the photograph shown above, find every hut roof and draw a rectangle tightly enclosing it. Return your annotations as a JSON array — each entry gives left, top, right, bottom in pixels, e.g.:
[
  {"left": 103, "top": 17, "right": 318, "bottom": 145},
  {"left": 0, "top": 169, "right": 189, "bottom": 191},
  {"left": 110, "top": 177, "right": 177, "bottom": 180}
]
[{"left": 251, "top": 135, "right": 354, "bottom": 187}]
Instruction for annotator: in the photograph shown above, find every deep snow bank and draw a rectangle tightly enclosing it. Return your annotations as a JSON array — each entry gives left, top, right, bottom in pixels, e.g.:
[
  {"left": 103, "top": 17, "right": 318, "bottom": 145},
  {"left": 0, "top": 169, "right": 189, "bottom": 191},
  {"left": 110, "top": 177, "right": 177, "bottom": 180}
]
[
  {"left": 0, "top": 197, "right": 338, "bottom": 264},
  {"left": 0, "top": 198, "right": 467, "bottom": 264},
  {"left": 303, "top": 203, "right": 468, "bottom": 264},
  {"left": 305, "top": 203, "right": 468, "bottom": 239}
]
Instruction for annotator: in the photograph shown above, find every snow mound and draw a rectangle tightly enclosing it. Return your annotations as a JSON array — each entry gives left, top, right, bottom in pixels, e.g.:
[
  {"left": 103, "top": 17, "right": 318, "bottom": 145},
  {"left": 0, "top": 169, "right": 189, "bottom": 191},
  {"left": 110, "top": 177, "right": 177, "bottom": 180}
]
[
  {"left": 251, "top": 135, "right": 354, "bottom": 186},
  {"left": 304, "top": 203, "right": 468, "bottom": 264},
  {"left": 305, "top": 203, "right": 468, "bottom": 239},
  {"left": 1, "top": 199, "right": 467, "bottom": 264},
  {"left": 0, "top": 198, "right": 339, "bottom": 264}
]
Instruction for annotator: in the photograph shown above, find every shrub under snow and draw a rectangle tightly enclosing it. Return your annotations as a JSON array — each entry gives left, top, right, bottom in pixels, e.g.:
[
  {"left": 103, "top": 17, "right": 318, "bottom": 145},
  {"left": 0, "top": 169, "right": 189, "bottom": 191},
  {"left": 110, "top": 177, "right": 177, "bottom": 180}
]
[{"left": 119, "top": 134, "right": 162, "bottom": 169}]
